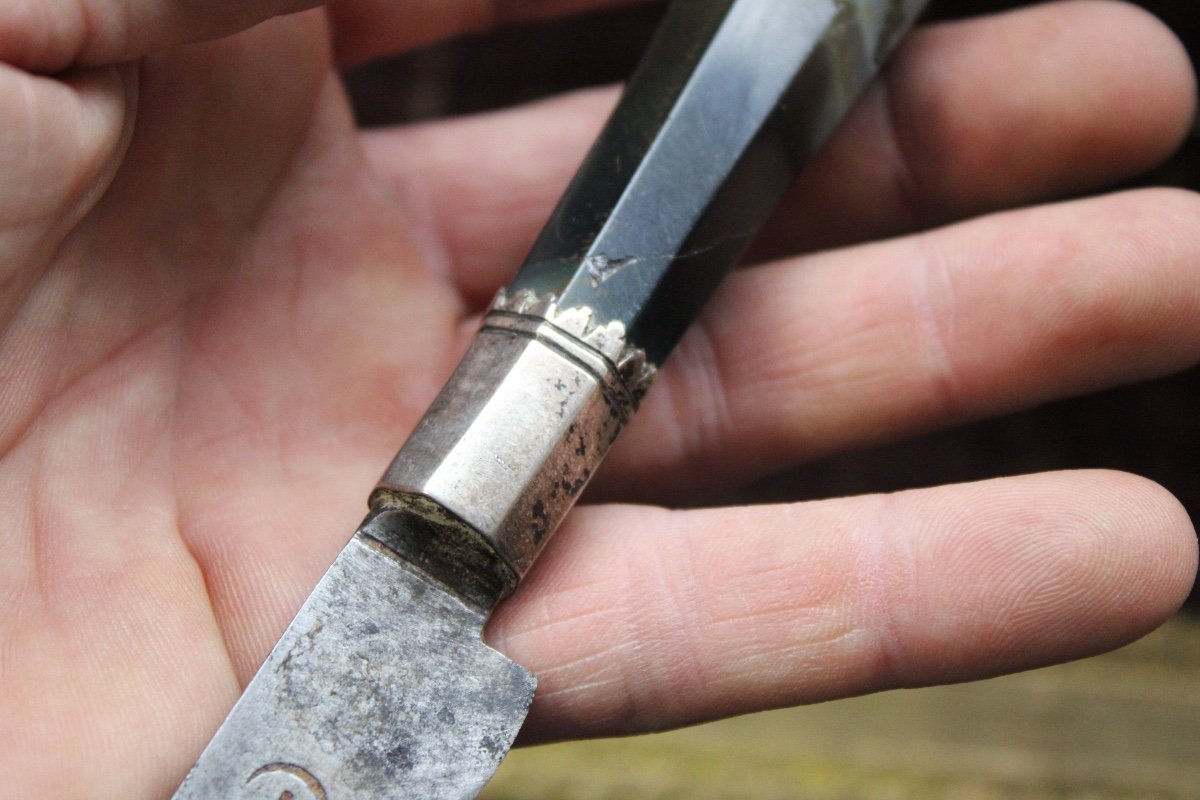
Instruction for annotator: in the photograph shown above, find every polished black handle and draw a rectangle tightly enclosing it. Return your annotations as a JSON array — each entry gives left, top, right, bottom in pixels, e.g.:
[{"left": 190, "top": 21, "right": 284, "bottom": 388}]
[{"left": 510, "top": 0, "right": 929, "bottom": 365}]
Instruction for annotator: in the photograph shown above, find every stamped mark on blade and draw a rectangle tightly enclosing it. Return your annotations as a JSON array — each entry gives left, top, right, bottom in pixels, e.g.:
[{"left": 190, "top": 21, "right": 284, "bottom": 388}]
[
  {"left": 584, "top": 254, "right": 636, "bottom": 286},
  {"left": 246, "top": 763, "right": 328, "bottom": 800}
]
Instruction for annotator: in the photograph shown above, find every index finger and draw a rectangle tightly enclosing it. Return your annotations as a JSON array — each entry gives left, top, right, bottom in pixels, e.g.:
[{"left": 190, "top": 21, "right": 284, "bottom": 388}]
[{"left": 489, "top": 471, "right": 1196, "bottom": 741}]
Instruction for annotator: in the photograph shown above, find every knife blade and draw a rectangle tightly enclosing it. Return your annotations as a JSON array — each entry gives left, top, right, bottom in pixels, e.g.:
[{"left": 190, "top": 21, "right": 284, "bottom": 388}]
[{"left": 171, "top": 1, "right": 930, "bottom": 797}]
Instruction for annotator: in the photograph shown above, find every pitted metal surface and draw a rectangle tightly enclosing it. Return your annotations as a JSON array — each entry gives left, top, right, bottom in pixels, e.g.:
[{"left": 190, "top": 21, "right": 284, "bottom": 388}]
[
  {"left": 375, "top": 290, "right": 655, "bottom": 582},
  {"left": 172, "top": 528, "right": 536, "bottom": 800}
]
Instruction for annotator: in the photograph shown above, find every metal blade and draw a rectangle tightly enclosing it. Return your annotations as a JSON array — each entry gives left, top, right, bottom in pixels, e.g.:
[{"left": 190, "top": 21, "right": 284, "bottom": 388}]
[{"left": 172, "top": 520, "right": 536, "bottom": 800}]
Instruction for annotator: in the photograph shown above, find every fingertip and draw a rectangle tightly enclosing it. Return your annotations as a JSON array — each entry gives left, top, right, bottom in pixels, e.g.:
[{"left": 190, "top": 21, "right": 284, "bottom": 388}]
[
  {"left": 1073, "top": 0, "right": 1197, "bottom": 167},
  {"left": 1037, "top": 470, "right": 1198, "bottom": 667},
  {"left": 1093, "top": 470, "right": 1198, "bottom": 624},
  {"left": 894, "top": 0, "right": 1196, "bottom": 207},
  {"left": 902, "top": 470, "right": 1198, "bottom": 682},
  {"left": 1138, "top": 186, "right": 1200, "bottom": 255}
]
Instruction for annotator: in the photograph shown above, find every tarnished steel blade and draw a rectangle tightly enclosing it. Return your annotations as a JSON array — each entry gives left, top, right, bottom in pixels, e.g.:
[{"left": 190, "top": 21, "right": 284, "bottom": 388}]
[{"left": 172, "top": 527, "right": 536, "bottom": 800}]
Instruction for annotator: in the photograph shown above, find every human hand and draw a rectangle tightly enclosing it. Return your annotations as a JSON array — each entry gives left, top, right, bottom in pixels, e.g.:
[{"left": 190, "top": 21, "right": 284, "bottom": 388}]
[{"left": 0, "top": 1, "right": 1197, "bottom": 797}]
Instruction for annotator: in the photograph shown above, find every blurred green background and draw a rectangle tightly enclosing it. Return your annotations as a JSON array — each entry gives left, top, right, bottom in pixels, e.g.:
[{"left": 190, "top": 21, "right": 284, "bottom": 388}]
[{"left": 344, "top": 2, "right": 1200, "bottom": 796}]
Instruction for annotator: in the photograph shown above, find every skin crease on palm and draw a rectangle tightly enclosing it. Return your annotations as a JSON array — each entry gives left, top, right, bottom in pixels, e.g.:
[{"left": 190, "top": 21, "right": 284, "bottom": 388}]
[{"left": 0, "top": 0, "right": 1198, "bottom": 796}]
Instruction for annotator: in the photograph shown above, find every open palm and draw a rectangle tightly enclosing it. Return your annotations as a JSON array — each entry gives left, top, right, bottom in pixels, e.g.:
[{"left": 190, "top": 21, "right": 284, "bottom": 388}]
[{"left": 1, "top": 1, "right": 1197, "bottom": 797}]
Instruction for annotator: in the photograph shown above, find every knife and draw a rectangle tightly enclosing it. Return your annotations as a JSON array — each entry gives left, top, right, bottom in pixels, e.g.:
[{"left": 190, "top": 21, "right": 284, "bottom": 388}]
[{"left": 171, "top": 0, "right": 930, "bottom": 797}]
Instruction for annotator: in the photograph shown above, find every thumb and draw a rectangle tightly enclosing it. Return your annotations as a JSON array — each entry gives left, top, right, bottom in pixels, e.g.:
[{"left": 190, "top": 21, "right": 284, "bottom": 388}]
[{"left": 0, "top": 0, "right": 328, "bottom": 72}]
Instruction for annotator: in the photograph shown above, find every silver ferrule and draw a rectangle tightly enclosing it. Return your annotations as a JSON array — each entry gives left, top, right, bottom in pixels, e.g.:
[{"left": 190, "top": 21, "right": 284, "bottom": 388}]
[{"left": 370, "top": 290, "right": 656, "bottom": 608}]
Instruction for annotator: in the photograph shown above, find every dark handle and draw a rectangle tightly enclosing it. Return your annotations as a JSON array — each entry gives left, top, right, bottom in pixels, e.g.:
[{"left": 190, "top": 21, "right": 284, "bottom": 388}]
[{"left": 509, "top": 0, "right": 929, "bottom": 365}]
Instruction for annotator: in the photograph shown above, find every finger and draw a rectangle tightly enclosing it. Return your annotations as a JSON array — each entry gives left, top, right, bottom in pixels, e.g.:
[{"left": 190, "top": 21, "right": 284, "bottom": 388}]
[
  {"left": 487, "top": 471, "right": 1197, "bottom": 741},
  {"left": 330, "top": 0, "right": 646, "bottom": 67},
  {"left": 0, "top": 64, "right": 133, "bottom": 333},
  {"left": 595, "top": 188, "right": 1200, "bottom": 502},
  {"left": 755, "top": 0, "right": 1198, "bottom": 257},
  {"left": 365, "top": 0, "right": 1196, "bottom": 304},
  {"left": 363, "top": 86, "right": 619, "bottom": 305},
  {"left": 0, "top": 0, "right": 321, "bottom": 71}
]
